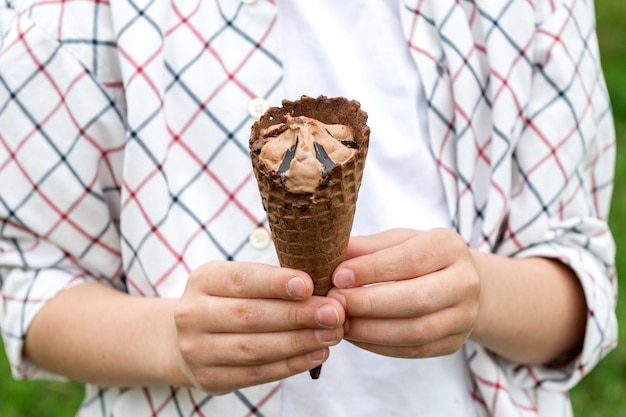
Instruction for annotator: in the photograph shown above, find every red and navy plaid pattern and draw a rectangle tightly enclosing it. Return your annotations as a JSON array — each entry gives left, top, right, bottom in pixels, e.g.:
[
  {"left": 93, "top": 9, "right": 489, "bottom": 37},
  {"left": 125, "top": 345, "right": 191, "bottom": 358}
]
[
  {"left": 0, "top": 1, "right": 616, "bottom": 416},
  {"left": 402, "top": 1, "right": 616, "bottom": 415}
]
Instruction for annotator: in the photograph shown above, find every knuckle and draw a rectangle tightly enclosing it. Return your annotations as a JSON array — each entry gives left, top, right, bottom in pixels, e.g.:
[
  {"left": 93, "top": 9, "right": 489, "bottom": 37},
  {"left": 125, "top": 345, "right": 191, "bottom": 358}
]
[
  {"left": 432, "top": 226, "right": 455, "bottom": 241},
  {"left": 407, "top": 287, "right": 433, "bottom": 316},
  {"left": 289, "top": 332, "right": 309, "bottom": 355},
  {"left": 459, "top": 271, "right": 481, "bottom": 306},
  {"left": 432, "top": 228, "right": 466, "bottom": 255},
  {"left": 371, "top": 260, "right": 395, "bottom": 282},
  {"left": 190, "top": 261, "right": 214, "bottom": 280},
  {"left": 196, "top": 370, "right": 233, "bottom": 396},
  {"left": 402, "top": 237, "right": 432, "bottom": 269},
  {"left": 470, "top": 272, "right": 481, "bottom": 295},
  {"left": 178, "top": 337, "right": 195, "bottom": 361},
  {"left": 412, "top": 318, "right": 440, "bottom": 345},
  {"left": 178, "top": 336, "right": 213, "bottom": 369},
  {"left": 444, "top": 228, "right": 463, "bottom": 243},
  {"left": 194, "top": 260, "right": 222, "bottom": 282},
  {"left": 406, "top": 345, "right": 428, "bottom": 358},
  {"left": 403, "top": 298, "right": 420, "bottom": 317},
  {"left": 407, "top": 321, "right": 427, "bottom": 344},
  {"left": 458, "top": 310, "right": 474, "bottom": 331},
  {"left": 362, "top": 292, "right": 377, "bottom": 316},
  {"left": 287, "top": 304, "right": 307, "bottom": 328},
  {"left": 174, "top": 301, "right": 194, "bottom": 329},
  {"left": 237, "top": 302, "right": 263, "bottom": 328},
  {"left": 235, "top": 340, "right": 265, "bottom": 364},
  {"left": 284, "top": 355, "right": 306, "bottom": 374},
  {"left": 226, "top": 265, "right": 250, "bottom": 296},
  {"left": 242, "top": 363, "right": 266, "bottom": 384},
  {"left": 461, "top": 305, "right": 479, "bottom": 331},
  {"left": 443, "top": 335, "right": 466, "bottom": 355},
  {"left": 187, "top": 268, "right": 201, "bottom": 285}
]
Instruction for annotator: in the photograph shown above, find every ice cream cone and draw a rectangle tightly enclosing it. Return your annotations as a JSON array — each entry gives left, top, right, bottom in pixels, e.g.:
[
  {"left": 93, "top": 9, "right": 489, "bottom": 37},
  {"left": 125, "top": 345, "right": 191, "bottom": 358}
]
[{"left": 249, "top": 95, "right": 370, "bottom": 379}]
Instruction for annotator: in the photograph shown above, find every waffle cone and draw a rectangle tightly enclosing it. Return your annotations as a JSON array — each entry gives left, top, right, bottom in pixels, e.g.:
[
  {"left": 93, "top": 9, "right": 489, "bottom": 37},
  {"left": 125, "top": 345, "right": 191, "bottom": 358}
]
[
  {"left": 249, "top": 96, "right": 369, "bottom": 378},
  {"left": 250, "top": 95, "right": 369, "bottom": 293}
]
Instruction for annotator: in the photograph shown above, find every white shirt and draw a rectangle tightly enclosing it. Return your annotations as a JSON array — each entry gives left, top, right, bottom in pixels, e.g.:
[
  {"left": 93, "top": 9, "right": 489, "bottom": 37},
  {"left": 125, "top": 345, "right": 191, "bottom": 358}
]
[{"left": 277, "top": 1, "right": 476, "bottom": 416}]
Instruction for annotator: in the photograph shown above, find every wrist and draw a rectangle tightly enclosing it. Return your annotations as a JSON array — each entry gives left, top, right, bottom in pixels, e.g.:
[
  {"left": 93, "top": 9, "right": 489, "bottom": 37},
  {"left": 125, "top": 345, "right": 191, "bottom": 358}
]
[
  {"left": 466, "top": 250, "right": 586, "bottom": 364},
  {"left": 467, "top": 249, "right": 493, "bottom": 345},
  {"left": 159, "top": 298, "right": 197, "bottom": 388}
]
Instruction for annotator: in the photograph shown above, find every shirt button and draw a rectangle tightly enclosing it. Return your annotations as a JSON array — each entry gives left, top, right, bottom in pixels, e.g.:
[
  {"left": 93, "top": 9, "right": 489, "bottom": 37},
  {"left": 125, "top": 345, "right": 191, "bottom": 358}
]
[
  {"left": 249, "top": 227, "right": 271, "bottom": 249},
  {"left": 248, "top": 97, "right": 269, "bottom": 120}
]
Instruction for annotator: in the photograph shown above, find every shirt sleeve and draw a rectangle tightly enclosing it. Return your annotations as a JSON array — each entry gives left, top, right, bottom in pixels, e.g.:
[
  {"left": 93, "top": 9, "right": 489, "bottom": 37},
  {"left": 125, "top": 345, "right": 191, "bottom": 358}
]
[
  {"left": 494, "top": 1, "right": 617, "bottom": 391},
  {"left": 0, "top": 2, "right": 126, "bottom": 379}
]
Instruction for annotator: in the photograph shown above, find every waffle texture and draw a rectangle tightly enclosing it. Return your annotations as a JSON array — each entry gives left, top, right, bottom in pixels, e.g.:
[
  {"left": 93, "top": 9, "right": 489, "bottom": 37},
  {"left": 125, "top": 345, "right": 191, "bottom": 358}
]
[{"left": 250, "top": 96, "right": 370, "bottom": 297}]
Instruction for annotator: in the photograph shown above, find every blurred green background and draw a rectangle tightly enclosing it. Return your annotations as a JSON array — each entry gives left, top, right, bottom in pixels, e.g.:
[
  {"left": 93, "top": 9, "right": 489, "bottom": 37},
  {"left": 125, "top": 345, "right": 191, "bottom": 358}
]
[
  {"left": 1, "top": 1, "right": 625, "bottom": 416},
  {"left": 570, "top": 0, "right": 626, "bottom": 414}
]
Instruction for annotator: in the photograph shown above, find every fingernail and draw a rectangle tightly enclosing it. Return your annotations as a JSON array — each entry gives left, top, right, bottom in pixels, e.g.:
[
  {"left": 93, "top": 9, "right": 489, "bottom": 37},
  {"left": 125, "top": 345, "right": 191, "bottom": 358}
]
[
  {"left": 328, "top": 290, "right": 346, "bottom": 309},
  {"left": 315, "top": 328, "right": 338, "bottom": 343},
  {"left": 316, "top": 304, "right": 339, "bottom": 327},
  {"left": 286, "top": 277, "right": 306, "bottom": 298},
  {"left": 308, "top": 349, "right": 326, "bottom": 362},
  {"left": 333, "top": 268, "right": 355, "bottom": 288}
]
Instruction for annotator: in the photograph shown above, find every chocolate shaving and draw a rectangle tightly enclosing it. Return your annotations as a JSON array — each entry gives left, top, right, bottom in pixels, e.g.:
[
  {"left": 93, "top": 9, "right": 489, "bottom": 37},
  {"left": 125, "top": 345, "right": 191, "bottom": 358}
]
[
  {"left": 314, "top": 141, "right": 336, "bottom": 177},
  {"left": 278, "top": 136, "right": 298, "bottom": 176}
]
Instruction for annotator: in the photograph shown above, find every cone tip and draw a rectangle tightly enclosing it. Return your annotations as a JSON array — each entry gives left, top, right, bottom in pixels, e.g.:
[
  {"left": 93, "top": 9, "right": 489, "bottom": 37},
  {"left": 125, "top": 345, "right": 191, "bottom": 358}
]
[{"left": 309, "top": 365, "right": 322, "bottom": 379}]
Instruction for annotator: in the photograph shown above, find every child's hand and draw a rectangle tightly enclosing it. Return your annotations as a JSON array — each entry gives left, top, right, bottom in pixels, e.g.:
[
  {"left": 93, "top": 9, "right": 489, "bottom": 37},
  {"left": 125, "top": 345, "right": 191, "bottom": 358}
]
[
  {"left": 174, "top": 261, "right": 345, "bottom": 394},
  {"left": 328, "top": 228, "right": 480, "bottom": 359}
]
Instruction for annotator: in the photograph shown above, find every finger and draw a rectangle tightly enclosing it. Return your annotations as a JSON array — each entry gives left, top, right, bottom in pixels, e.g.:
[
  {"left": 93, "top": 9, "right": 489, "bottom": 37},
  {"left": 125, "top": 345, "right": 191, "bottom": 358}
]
[
  {"left": 343, "top": 307, "right": 475, "bottom": 347},
  {"left": 193, "top": 349, "right": 330, "bottom": 395},
  {"left": 189, "top": 261, "right": 313, "bottom": 300},
  {"left": 207, "top": 297, "right": 343, "bottom": 333},
  {"left": 348, "top": 334, "right": 467, "bottom": 359},
  {"left": 176, "top": 297, "right": 344, "bottom": 333},
  {"left": 334, "top": 228, "right": 463, "bottom": 288},
  {"left": 328, "top": 273, "right": 457, "bottom": 319},
  {"left": 345, "top": 228, "right": 420, "bottom": 259},
  {"left": 182, "top": 328, "right": 343, "bottom": 367}
]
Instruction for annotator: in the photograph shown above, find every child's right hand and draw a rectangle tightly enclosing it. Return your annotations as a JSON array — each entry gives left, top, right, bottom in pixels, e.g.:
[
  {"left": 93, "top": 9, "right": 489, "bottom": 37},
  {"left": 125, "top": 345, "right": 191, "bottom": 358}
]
[{"left": 173, "top": 261, "right": 345, "bottom": 394}]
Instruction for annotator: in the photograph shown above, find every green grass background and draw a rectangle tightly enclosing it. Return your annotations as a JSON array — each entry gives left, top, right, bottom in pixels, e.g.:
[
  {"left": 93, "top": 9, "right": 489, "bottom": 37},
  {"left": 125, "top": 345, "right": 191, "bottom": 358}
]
[
  {"left": 1, "top": 1, "right": 625, "bottom": 415},
  {"left": 570, "top": 0, "right": 626, "bottom": 414}
]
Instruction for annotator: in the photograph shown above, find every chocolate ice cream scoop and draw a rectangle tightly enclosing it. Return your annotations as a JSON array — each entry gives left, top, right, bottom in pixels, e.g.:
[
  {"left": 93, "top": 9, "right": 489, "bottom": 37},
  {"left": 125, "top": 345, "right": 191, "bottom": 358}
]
[{"left": 259, "top": 114, "right": 357, "bottom": 194}]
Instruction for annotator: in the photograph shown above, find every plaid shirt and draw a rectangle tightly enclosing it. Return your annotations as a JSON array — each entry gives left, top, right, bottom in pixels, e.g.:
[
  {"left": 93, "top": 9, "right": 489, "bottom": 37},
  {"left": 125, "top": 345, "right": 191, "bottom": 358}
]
[{"left": 0, "top": 1, "right": 617, "bottom": 416}]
